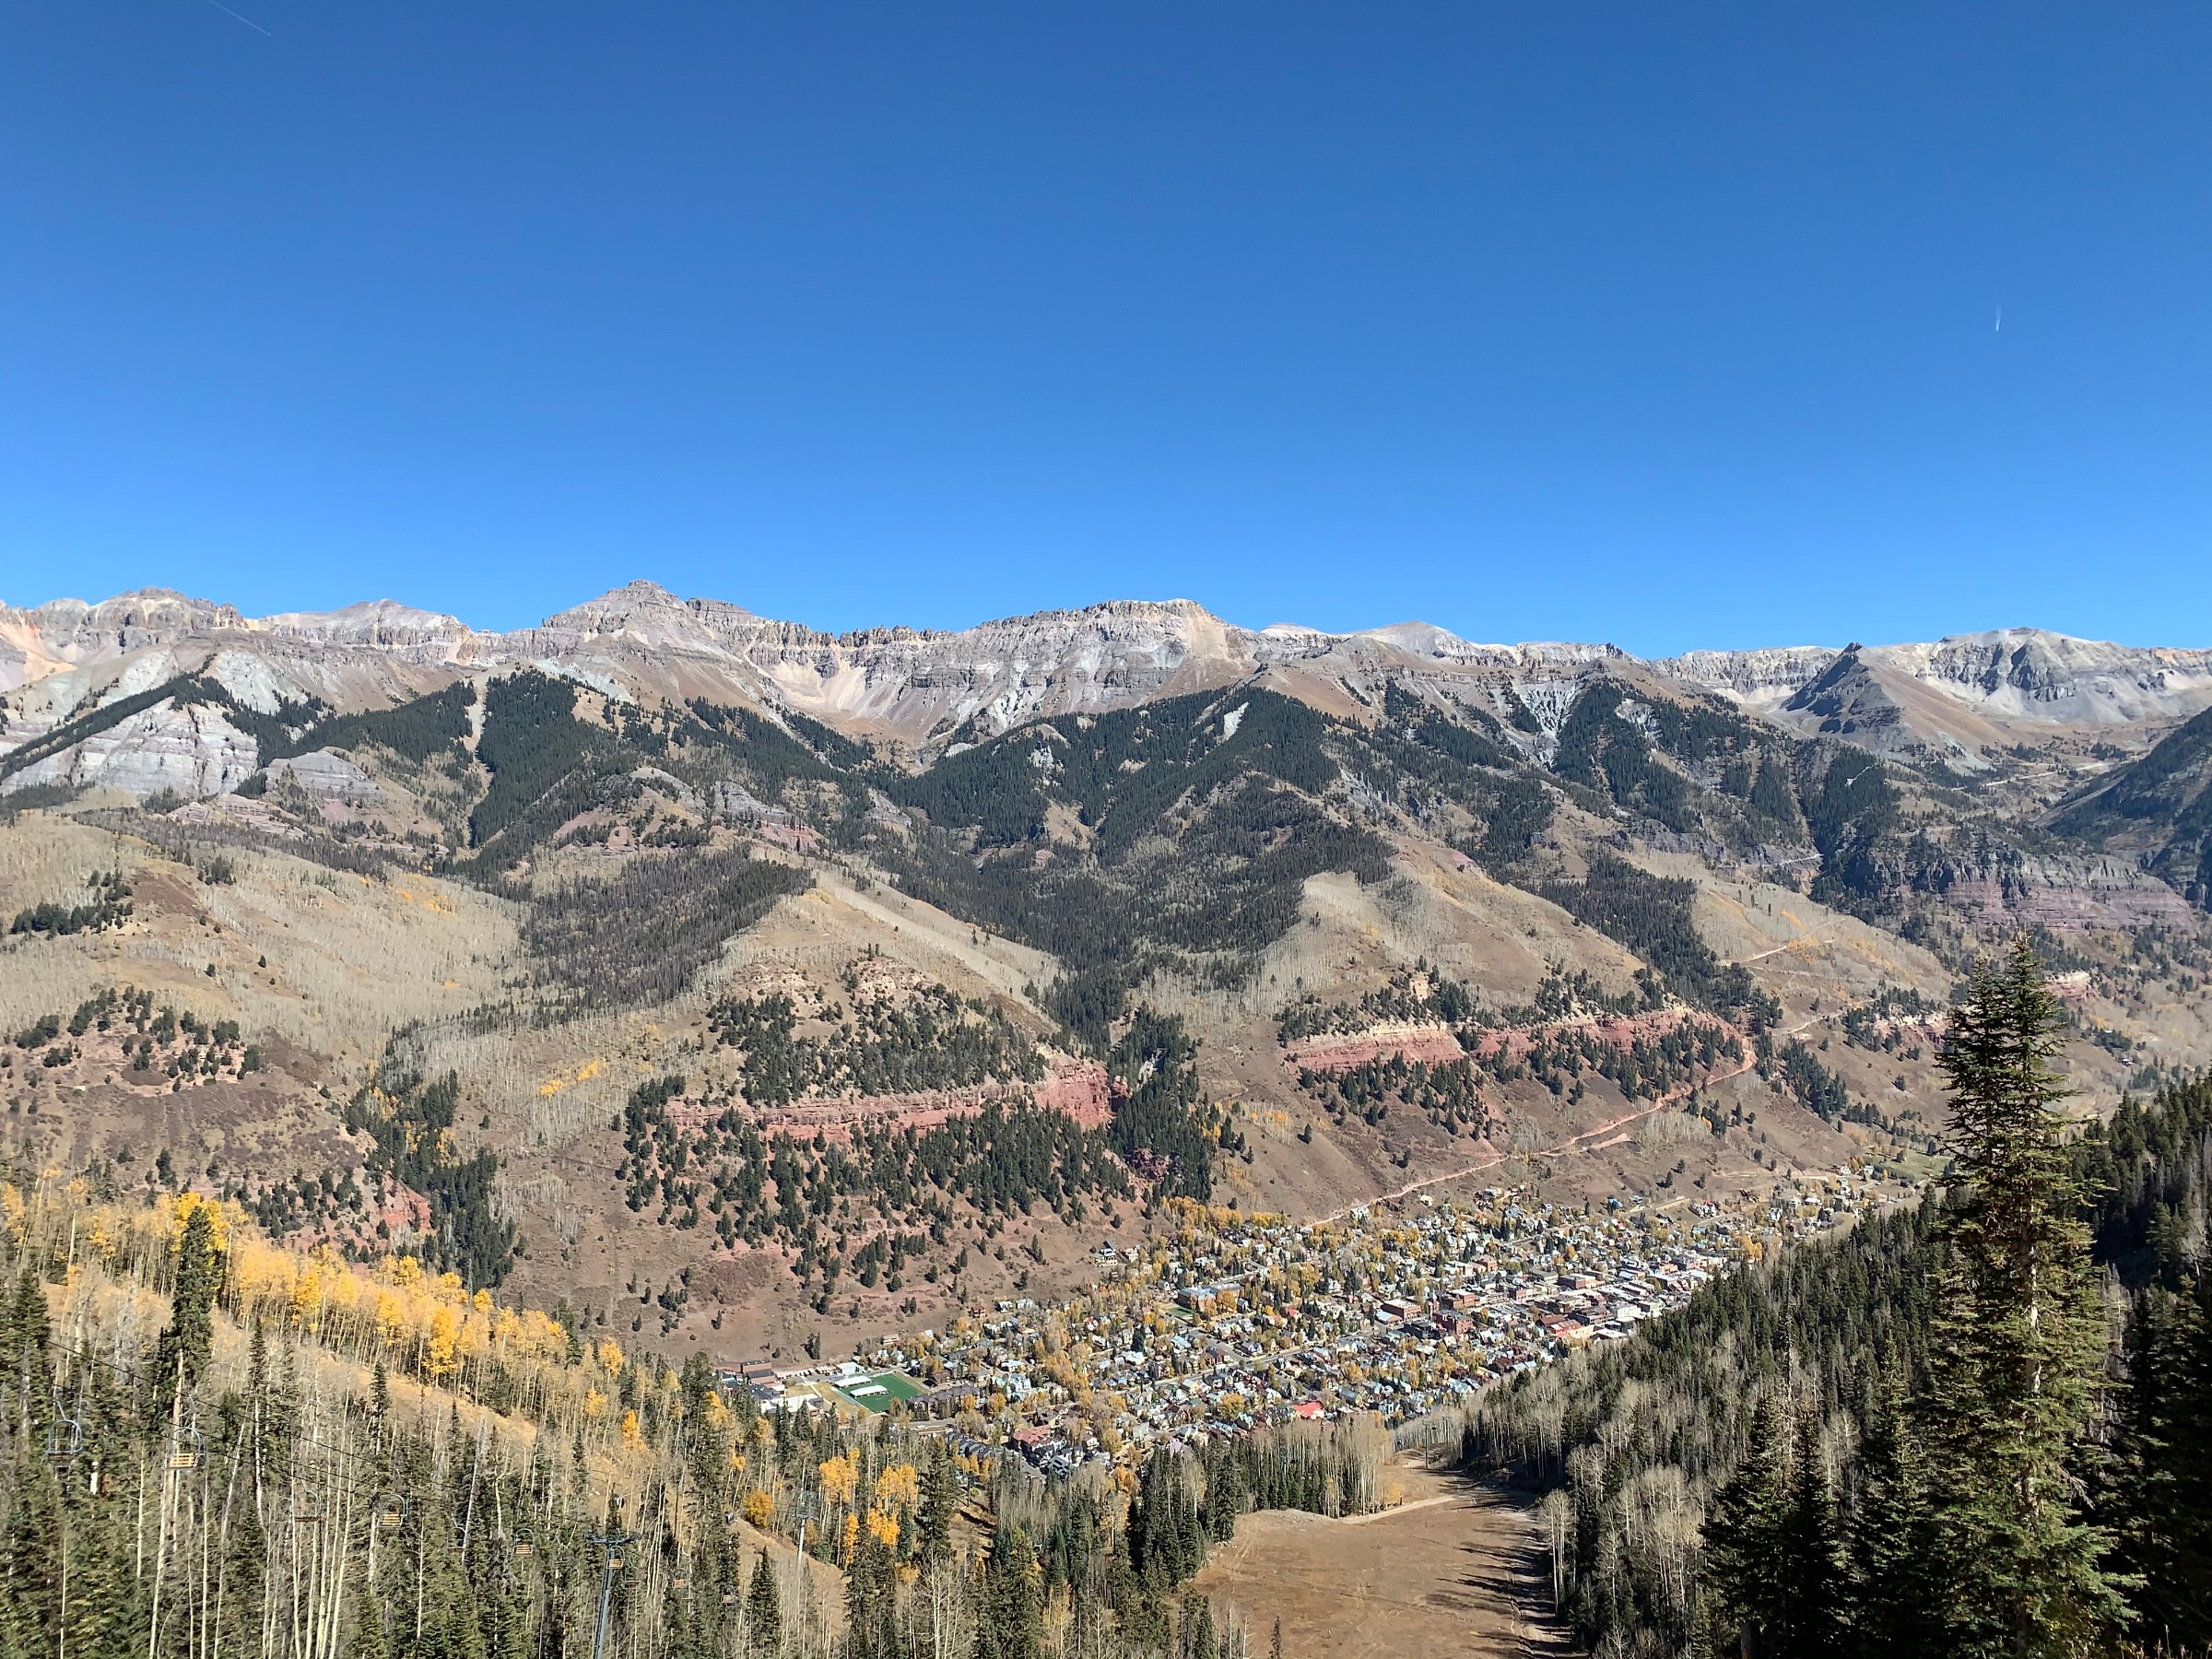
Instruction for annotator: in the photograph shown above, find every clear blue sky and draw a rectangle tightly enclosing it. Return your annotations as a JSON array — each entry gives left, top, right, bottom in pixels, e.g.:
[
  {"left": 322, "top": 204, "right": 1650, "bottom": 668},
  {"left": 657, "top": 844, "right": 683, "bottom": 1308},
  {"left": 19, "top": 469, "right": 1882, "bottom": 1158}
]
[{"left": 2, "top": 3, "right": 2207, "bottom": 653}]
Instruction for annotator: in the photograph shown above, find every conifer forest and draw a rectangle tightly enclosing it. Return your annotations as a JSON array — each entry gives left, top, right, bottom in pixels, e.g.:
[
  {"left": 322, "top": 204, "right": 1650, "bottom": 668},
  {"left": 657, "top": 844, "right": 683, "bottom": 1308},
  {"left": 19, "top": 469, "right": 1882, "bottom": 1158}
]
[
  {"left": 0, "top": 1168, "right": 1383, "bottom": 1659},
  {"left": 1459, "top": 945, "right": 2212, "bottom": 1658}
]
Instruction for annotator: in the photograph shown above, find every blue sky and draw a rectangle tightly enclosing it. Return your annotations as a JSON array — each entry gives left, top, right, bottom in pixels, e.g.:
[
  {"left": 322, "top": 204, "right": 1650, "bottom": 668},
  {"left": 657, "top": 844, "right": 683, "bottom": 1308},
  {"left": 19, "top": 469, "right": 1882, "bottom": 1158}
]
[{"left": 2, "top": 2, "right": 2206, "bottom": 653}]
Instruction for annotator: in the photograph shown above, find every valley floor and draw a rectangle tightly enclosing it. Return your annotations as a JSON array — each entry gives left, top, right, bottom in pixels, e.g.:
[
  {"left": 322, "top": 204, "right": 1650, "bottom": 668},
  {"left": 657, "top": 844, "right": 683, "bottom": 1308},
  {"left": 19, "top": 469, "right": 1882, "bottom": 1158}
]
[{"left": 1187, "top": 1456, "right": 1575, "bottom": 1658}]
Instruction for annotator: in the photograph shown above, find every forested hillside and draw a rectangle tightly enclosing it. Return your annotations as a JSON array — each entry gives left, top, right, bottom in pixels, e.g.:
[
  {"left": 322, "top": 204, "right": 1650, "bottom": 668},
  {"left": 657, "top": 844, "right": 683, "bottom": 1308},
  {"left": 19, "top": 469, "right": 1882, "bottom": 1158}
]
[
  {"left": 1457, "top": 947, "right": 2212, "bottom": 1659},
  {"left": 0, "top": 1169, "right": 1384, "bottom": 1659}
]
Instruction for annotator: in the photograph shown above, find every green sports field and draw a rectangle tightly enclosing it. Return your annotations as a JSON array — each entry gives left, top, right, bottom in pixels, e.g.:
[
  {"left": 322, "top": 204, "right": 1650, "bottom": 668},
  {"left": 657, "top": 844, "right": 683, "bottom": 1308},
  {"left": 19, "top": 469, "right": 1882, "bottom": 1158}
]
[{"left": 832, "top": 1371, "right": 924, "bottom": 1413}]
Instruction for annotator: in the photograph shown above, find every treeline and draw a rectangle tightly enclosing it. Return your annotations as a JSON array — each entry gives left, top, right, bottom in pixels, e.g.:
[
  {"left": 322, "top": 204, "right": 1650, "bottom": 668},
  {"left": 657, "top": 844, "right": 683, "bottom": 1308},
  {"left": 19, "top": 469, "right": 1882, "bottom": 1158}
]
[
  {"left": 706, "top": 982, "right": 1046, "bottom": 1106},
  {"left": 7, "top": 983, "right": 260, "bottom": 1091},
  {"left": 1298, "top": 1053, "right": 1489, "bottom": 1138},
  {"left": 1283, "top": 964, "right": 1743, "bottom": 1137},
  {"left": 1538, "top": 852, "right": 1779, "bottom": 1026},
  {"left": 618, "top": 1076, "right": 1134, "bottom": 1305},
  {"left": 1277, "top": 964, "right": 1646, "bottom": 1049},
  {"left": 8, "top": 866, "right": 133, "bottom": 936},
  {"left": 617, "top": 1008, "right": 1221, "bottom": 1291},
  {"left": 341, "top": 1058, "right": 519, "bottom": 1288},
  {"left": 1460, "top": 946, "right": 2212, "bottom": 1658},
  {"left": 525, "top": 848, "right": 813, "bottom": 1011}
]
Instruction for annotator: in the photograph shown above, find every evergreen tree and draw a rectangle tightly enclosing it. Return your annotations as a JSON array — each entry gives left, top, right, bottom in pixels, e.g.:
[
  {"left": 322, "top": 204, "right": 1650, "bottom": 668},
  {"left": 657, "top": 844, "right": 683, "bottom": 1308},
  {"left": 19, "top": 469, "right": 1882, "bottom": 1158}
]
[
  {"left": 975, "top": 1528, "right": 1041, "bottom": 1659},
  {"left": 0, "top": 1453, "right": 62, "bottom": 1659},
  {"left": 1773, "top": 1406, "right": 1846, "bottom": 1655},
  {"left": 1923, "top": 942, "right": 2127, "bottom": 1655},
  {"left": 1701, "top": 1394, "right": 1788, "bottom": 1656},
  {"left": 2111, "top": 1273, "right": 2212, "bottom": 1651},
  {"left": 842, "top": 1523, "right": 900, "bottom": 1659},
  {"left": 355, "top": 1585, "right": 392, "bottom": 1659},
  {"left": 151, "top": 1203, "right": 223, "bottom": 1406},
  {"left": 1844, "top": 1385, "right": 1947, "bottom": 1658},
  {"left": 744, "top": 1548, "right": 782, "bottom": 1655},
  {"left": 918, "top": 1438, "right": 956, "bottom": 1564},
  {"left": 1179, "top": 1592, "right": 1215, "bottom": 1659}
]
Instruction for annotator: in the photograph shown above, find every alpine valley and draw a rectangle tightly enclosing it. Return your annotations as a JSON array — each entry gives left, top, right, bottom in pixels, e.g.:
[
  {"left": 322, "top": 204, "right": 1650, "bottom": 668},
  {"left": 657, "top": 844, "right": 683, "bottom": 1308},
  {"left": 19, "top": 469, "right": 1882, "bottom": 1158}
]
[
  {"left": 12, "top": 579, "right": 2212, "bottom": 1659},
  {"left": 4, "top": 579, "right": 2211, "bottom": 1360}
]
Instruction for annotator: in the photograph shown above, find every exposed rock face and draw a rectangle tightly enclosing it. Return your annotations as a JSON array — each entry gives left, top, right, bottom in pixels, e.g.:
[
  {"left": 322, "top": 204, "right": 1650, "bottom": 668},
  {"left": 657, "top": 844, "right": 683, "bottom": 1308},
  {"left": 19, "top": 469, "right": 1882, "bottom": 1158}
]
[
  {"left": 4, "top": 585, "right": 2208, "bottom": 800},
  {"left": 1664, "top": 629, "right": 2212, "bottom": 758},
  {"left": 265, "top": 749, "right": 382, "bottom": 804},
  {"left": 1, "top": 696, "right": 257, "bottom": 799}
]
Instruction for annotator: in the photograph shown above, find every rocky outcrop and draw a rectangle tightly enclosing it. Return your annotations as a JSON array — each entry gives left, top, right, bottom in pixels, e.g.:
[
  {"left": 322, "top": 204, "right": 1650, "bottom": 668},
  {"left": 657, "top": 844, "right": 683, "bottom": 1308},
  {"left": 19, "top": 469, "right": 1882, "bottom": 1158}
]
[
  {"left": 0, "top": 695, "right": 257, "bottom": 799},
  {"left": 1666, "top": 629, "right": 2212, "bottom": 757},
  {"left": 5, "top": 587, "right": 2208, "bottom": 794}
]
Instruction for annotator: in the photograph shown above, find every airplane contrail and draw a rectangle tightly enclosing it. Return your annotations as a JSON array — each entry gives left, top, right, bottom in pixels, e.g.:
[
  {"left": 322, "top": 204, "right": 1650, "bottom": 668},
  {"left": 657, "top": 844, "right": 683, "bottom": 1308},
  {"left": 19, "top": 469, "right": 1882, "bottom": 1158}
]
[
  {"left": 200, "top": 0, "right": 271, "bottom": 33},
  {"left": 1995, "top": 304, "right": 2002, "bottom": 333}
]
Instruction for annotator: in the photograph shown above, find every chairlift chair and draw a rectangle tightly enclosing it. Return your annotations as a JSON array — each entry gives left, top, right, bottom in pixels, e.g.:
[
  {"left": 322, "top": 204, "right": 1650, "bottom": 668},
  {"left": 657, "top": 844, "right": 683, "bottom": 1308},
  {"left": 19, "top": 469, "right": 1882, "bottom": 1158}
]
[
  {"left": 165, "top": 1425, "right": 205, "bottom": 1472},
  {"left": 291, "top": 1491, "right": 326, "bottom": 1524},
  {"left": 510, "top": 1526, "right": 536, "bottom": 1559},
  {"left": 44, "top": 1417, "right": 86, "bottom": 1465},
  {"left": 374, "top": 1493, "right": 409, "bottom": 1532}
]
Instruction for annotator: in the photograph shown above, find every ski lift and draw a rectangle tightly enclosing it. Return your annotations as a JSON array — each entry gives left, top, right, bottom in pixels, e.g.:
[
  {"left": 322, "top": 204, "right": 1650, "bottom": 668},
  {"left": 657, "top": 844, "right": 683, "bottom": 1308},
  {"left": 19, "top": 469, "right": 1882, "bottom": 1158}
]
[
  {"left": 291, "top": 1491, "right": 326, "bottom": 1524},
  {"left": 165, "top": 1425, "right": 205, "bottom": 1472},
  {"left": 720, "top": 1591, "right": 737, "bottom": 1608},
  {"left": 671, "top": 1574, "right": 688, "bottom": 1592},
  {"left": 374, "top": 1493, "right": 410, "bottom": 1532},
  {"left": 44, "top": 1416, "right": 86, "bottom": 1465},
  {"left": 509, "top": 1526, "right": 536, "bottom": 1560}
]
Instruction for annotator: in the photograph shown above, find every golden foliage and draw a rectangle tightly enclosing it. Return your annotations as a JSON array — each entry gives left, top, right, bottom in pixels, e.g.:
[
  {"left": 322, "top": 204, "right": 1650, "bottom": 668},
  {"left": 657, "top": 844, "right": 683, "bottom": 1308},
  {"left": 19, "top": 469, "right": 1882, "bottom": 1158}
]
[
  {"left": 818, "top": 1452, "right": 858, "bottom": 1508},
  {"left": 873, "top": 1463, "right": 919, "bottom": 1511}
]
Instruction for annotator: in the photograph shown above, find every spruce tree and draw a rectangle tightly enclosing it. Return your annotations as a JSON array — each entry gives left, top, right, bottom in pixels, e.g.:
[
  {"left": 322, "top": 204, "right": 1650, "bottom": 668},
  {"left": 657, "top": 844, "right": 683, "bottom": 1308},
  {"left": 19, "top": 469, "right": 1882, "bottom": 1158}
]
[
  {"left": 1843, "top": 1385, "right": 1947, "bottom": 1658},
  {"left": 1701, "top": 1394, "right": 1788, "bottom": 1656},
  {"left": 2111, "top": 1273, "right": 2212, "bottom": 1650},
  {"left": 151, "top": 1204, "right": 222, "bottom": 1406},
  {"left": 977, "top": 1528, "right": 1041, "bottom": 1659},
  {"left": 1772, "top": 1406, "right": 1845, "bottom": 1655},
  {"left": 0, "top": 1453, "right": 62, "bottom": 1659},
  {"left": 1923, "top": 941, "right": 2126, "bottom": 1656},
  {"left": 918, "top": 1439, "right": 956, "bottom": 1563},
  {"left": 1179, "top": 1592, "right": 1215, "bottom": 1659},
  {"left": 354, "top": 1586, "right": 391, "bottom": 1659},
  {"left": 744, "top": 1548, "right": 782, "bottom": 1654}
]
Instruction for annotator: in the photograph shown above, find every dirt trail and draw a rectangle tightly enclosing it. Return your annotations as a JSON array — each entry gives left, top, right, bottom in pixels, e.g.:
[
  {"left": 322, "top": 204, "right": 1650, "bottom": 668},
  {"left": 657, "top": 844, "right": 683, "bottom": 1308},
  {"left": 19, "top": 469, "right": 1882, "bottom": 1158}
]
[
  {"left": 1187, "top": 1462, "right": 1574, "bottom": 1658},
  {"left": 1318, "top": 1048, "right": 1771, "bottom": 1222}
]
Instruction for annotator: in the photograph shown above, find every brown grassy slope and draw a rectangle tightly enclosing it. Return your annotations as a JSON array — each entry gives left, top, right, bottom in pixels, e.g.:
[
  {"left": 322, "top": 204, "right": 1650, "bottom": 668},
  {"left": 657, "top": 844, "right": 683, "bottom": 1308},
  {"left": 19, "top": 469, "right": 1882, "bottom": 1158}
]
[{"left": 5, "top": 784, "right": 2199, "bottom": 1377}]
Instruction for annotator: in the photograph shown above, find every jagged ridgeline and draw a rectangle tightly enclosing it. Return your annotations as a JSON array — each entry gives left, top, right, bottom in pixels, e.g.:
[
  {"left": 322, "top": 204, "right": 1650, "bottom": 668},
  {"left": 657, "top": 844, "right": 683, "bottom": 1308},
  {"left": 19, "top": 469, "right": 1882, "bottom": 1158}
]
[
  {"left": 0, "top": 1176, "right": 1379, "bottom": 1659},
  {"left": 34, "top": 663, "right": 2007, "bottom": 1030}
]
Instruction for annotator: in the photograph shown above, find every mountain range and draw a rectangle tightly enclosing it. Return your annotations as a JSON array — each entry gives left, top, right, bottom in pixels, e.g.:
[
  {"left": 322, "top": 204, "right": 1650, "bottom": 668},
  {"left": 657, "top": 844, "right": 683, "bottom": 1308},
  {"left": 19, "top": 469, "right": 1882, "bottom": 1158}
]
[
  {"left": 2, "top": 580, "right": 2208, "bottom": 1359},
  {"left": 7, "top": 582, "right": 2212, "bottom": 787}
]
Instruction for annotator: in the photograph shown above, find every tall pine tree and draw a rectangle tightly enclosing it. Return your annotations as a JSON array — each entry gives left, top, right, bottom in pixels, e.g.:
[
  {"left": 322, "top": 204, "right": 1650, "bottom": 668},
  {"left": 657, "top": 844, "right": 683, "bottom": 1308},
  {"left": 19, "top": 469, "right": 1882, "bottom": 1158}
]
[
  {"left": 2110, "top": 1270, "right": 2212, "bottom": 1651},
  {"left": 1923, "top": 941, "right": 2126, "bottom": 1656},
  {"left": 1844, "top": 1382, "right": 1948, "bottom": 1657},
  {"left": 1702, "top": 1394, "right": 1789, "bottom": 1657}
]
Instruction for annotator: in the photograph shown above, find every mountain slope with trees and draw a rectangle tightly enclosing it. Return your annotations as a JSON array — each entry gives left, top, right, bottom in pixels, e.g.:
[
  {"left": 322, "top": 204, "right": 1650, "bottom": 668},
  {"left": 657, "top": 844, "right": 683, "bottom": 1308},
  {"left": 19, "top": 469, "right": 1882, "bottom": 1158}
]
[{"left": 1458, "top": 947, "right": 2212, "bottom": 1658}]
